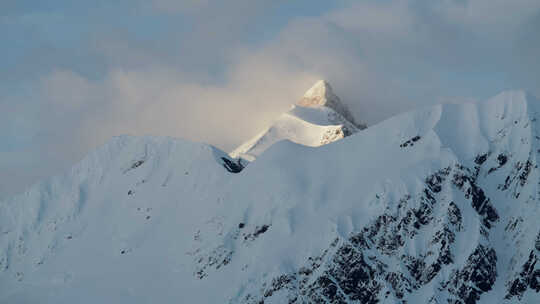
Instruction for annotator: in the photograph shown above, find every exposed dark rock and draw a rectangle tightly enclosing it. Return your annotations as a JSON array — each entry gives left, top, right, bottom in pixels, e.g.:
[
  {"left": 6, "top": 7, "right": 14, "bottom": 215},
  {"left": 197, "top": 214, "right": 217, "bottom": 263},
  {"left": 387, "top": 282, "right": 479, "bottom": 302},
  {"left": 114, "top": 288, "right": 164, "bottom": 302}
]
[
  {"left": 229, "top": 159, "right": 533, "bottom": 303},
  {"left": 263, "top": 274, "right": 295, "bottom": 299},
  {"left": 327, "top": 244, "right": 379, "bottom": 302},
  {"left": 536, "top": 231, "right": 540, "bottom": 252},
  {"left": 498, "top": 154, "right": 508, "bottom": 167},
  {"left": 131, "top": 160, "right": 144, "bottom": 169},
  {"left": 488, "top": 153, "right": 508, "bottom": 174},
  {"left": 244, "top": 225, "right": 270, "bottom": 241},
  {"left": 123, "top": 159, "right": 145, "bottom": 174},
  {"left": 448, "top": 202, "right": 463, "bottom": 230},
  {"left": 519, "top": 160, "right": 533, "bottom": 186},
  {"left": 194, "top": 245, "right": 233, "bottom": 279},
  {"left": 400, "top": 136, "right": 422, "bottom": 148},
  {"left": 498, "top": 156, "right": 534, "bottom": 197},
  {"left": 506, "top": 245, "right": 540, "bottom": 300},
  {"left": 222, "top": 157, "right": 244, "bottom": 173},
  {"left": 452, "top": 165, "right": 499, "bottom": 229},
  {"left": 447, "top": 245, "right": 497, "bottom": 304},
  {"left": 474, "top": 153, "right": 488, "bottom": 165}
]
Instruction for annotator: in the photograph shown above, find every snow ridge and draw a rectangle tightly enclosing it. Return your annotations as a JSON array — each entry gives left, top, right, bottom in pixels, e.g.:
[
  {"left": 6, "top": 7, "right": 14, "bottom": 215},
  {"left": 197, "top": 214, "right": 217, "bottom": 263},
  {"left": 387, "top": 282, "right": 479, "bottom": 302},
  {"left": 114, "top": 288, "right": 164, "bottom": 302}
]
[{"left": 0, "top": 90, "right": 539, "bottom": 304}]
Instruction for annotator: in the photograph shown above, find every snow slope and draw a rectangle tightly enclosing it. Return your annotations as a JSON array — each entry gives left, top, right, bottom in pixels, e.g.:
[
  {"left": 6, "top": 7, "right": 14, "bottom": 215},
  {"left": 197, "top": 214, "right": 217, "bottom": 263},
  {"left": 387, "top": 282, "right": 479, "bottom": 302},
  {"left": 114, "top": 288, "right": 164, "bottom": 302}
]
[
  {"left": 1, "top": 90, "right": 539, "bottom": 303},
  {"left": 230, "top": 80, "right": 365, "bottom": 162}
]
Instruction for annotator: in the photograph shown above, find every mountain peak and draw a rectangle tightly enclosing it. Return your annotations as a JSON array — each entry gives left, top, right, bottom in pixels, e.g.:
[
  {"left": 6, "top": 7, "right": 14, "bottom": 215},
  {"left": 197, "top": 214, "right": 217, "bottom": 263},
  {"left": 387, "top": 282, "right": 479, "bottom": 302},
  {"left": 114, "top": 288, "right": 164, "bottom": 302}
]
[
  {"left": 3, "top": 89, "right": 540, "bottom": 303},
  {"left": 300, "top": 80, "right": 333, "bottom": 102},
  {"left": 298, "top": 80, "right": 364, "bottom": 128},
  {"left": 229, "top": 80, "right": 366, "bottom": 162},
  {"left": 298, "top": 80, "right": 336, "bottom": 107}
]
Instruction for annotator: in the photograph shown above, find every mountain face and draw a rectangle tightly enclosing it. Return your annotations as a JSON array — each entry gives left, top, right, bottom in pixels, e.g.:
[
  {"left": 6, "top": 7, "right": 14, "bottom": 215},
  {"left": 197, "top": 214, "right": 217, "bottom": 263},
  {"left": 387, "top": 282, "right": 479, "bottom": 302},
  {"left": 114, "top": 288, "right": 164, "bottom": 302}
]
[
  {"left": 1, "top": 90, "right": 540, "bottom": 304},
  {"left": 230, "top": 80, "right": 365, "bottom": 162}
]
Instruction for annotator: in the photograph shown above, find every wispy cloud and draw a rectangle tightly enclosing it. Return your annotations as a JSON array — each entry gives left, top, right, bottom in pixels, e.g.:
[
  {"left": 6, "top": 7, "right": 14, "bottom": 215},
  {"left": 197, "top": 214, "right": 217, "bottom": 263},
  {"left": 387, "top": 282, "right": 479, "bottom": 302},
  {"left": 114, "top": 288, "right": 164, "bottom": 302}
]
[{"left": 1, "top": 0, "right": 539, "bottom": 198}]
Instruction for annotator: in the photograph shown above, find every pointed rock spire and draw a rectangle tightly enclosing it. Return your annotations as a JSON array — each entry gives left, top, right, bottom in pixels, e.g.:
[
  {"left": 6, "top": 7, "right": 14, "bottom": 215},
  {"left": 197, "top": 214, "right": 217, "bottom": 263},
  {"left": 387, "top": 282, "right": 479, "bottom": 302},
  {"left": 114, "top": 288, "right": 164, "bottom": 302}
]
[
  {"left": 297, "top": 80, "right": 363, "bottom": 128},
  {"left": 298, "top": 80, "right": 334, "bottom": 106}
]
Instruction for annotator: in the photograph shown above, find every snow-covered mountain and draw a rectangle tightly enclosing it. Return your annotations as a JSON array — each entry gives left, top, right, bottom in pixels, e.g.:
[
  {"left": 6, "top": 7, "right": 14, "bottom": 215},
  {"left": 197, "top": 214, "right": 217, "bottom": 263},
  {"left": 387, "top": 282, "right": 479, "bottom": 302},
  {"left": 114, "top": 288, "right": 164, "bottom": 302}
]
[
  {"left": 1, "top": 90, "right": 540, "bottom": 304},
  {"left": 230, "top": 80, "right": 366, "bottom": 162}
]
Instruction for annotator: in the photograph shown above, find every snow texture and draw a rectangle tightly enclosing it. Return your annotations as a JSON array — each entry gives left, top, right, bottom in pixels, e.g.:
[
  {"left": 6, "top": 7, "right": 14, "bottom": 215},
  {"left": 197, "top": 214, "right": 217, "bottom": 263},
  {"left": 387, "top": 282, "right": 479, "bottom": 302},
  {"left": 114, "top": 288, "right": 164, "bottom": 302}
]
[{"left": 1, "top": 90, "right": 539, "bottom": 304}]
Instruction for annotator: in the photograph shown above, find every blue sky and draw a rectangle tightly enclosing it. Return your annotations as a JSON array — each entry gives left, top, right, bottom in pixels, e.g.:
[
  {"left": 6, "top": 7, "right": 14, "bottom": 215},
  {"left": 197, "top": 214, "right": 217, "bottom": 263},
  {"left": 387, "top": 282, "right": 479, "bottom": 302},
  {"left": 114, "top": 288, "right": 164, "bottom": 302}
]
[{"left": 1, "top": 0, "right": 539, "bottom": 198}]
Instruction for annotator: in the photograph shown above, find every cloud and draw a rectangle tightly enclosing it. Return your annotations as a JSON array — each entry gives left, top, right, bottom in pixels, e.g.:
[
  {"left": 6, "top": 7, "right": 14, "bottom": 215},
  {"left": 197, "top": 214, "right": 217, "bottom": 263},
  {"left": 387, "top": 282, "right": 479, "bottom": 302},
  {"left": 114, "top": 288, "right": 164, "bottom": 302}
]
[
  {"left": 36, "top": 62, "right": 318, "bottom": 149},
  {"left": 151, "top": 0, "right": 211, "bottom": 13},
  {"left": 1, "top": 0, "right": 539, "bottom": 198}
]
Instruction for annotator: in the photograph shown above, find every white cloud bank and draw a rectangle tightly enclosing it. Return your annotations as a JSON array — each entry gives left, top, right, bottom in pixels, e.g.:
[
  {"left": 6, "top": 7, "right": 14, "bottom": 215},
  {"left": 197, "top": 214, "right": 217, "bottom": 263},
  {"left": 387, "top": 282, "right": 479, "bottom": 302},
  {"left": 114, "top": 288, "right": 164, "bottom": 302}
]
[{"left": 1, "top": 0, "right": 539, "bottom": 198}]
